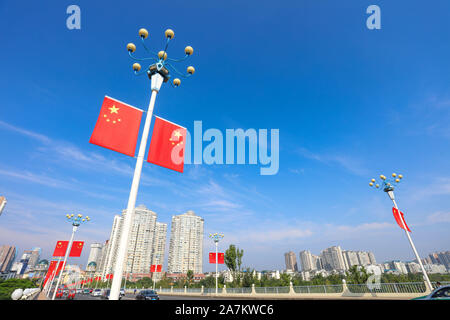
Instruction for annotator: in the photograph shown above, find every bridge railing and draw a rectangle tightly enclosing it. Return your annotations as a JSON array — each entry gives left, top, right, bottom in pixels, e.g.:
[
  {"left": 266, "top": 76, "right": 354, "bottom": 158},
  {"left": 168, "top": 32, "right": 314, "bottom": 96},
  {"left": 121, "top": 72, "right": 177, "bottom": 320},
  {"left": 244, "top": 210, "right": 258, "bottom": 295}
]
[{"left": 150, "top": 281, "right": 449, "bottom": 296}]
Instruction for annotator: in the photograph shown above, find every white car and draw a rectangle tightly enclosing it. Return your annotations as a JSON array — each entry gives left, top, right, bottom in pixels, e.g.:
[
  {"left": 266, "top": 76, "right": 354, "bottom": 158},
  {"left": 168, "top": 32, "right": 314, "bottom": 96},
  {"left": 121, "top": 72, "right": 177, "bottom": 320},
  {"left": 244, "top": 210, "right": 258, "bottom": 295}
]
[{"left": 91, "top": 289, "right": 102, "bottom": 297}]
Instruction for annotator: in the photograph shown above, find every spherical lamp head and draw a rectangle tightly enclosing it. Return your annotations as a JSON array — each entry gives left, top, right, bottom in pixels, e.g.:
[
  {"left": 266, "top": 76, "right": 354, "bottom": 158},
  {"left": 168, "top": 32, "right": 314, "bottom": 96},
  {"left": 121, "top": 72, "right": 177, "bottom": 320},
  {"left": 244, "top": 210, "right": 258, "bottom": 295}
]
[
  {"left": 139, "top": 28, "right": 149, "bottom": 39},
  {"left": 185, "top": 46, "right": 194, "bottom": 55},
  {"left": 165, "top": 29, "right": 175, "bottom": 39},
  {"left": 187, "top": 66, "right": 195, "bottom": 75},
  {"left": 158, "top": 51, "right": 167, "bottom": 60},
  {"left": 369, "top": 182, "right": 374, "bottom": 186},
  {"left": 132, "top": 63, "right": 141, "bottom": 72},
  {"left": 395, "top": 178, "right": 400, "bottom": 183},
  {"left": 392, "top": 173, "right": 397, "bottom": 177},
  {"left": 127, "top": 43, "right": 136, "bottom": 53},
  {"left": 398, "top": 174, "right": 403, "bottom": 179},
  {"left": 173, "top": 78, "right": 181, "bottom": 86}
]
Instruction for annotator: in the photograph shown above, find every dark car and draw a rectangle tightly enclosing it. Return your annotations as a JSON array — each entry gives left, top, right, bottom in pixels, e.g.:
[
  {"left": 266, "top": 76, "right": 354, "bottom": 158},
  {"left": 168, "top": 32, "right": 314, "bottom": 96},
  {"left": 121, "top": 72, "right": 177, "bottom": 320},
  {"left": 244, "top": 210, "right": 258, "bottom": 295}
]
[
  {"left": 135, "top": 289, "right": 159, "bottom": 300},
  {"left": 101, "top": 289, "right": 123, "bottom": 300}
]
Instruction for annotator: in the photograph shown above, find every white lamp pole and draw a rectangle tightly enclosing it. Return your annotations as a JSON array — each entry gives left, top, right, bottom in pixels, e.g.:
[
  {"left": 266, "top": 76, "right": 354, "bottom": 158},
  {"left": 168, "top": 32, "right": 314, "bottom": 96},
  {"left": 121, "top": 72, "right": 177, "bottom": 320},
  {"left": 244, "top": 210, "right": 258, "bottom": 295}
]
[
  {"left": 109, "top": 27, "right": 195, "bottom": 300},
  {"left": 386, "top": 190, "right": 433, "bottom": 290},
  {"left": 370, "top": 173, "right": 432, "bottom": 291},
  {"left": 209, "top": 233, "right": 224, "bottom": 295},
  {"left": 109, "top": 74, "right": 163, "bottom": 300},
  {"left": 51, "top": 213, "right": 90, "bottom": 300}
]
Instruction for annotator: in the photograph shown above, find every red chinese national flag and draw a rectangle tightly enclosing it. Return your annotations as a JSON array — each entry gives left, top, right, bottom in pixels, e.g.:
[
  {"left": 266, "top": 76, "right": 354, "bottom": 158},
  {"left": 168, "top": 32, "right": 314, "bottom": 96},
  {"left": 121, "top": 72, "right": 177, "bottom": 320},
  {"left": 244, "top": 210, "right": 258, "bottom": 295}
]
[
  {"left": 69, "top": 241, "right": 84, "bottom": 257},
  {"left": 90, "top": 96, "right": 143, "bottom": 157},
  {"left": 218, "top": 253, "right": 225, "bottom": 264},
  {"left": 43, "top": 261, "right": 58, "bottom": 287},
  {"left": 53, "top": 241, "right": 69, "bottom": 257},
  {"left": 150, "top": 265, "right": 156, "bottom": 273},
  {"left": 156, "top": 264, "right": 162, "bottom": 272},
  {"left": 147, "top": 116, "right": 186, "bottom": 173},
  {"left": 392, "top": 207, "right": 411, "bottom": 232},
  {"left": 209, "top": 252, "right": 216, "bottom": 264}
]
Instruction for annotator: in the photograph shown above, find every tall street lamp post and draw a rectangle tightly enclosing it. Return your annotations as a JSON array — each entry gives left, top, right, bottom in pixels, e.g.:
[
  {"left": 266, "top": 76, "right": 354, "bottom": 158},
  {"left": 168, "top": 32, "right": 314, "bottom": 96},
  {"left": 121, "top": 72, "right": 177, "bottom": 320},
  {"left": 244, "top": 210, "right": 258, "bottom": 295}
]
[
  {"left": 52, "top": 213, "right": 90, "bottom": 300},
  {"left": 369, "top": 173, "right": 433, "bottom": 291},
  {"left": 109, "top": 27, "right": 195, "bottom": 300},
  {"left": 209, "top": 233, "right": 224, "bottom": 295}
]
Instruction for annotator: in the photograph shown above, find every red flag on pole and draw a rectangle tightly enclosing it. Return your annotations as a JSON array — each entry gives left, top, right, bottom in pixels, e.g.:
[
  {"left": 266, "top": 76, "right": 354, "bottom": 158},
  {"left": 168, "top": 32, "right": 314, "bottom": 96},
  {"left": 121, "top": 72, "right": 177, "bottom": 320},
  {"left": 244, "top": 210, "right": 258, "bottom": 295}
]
[
  {"left": 43, "top": 261, "right": 58, "bottom": 287},
  {"left": 218, "top": 253, "right": 225, "bottom": 264},
  {"left": 69, "top": 241, "right": 84, "bottom": 257},
  {"left": 147, "top": 116, "right": 187, "bottom": 173},
  {"left": 209, "top": 252, "right": 216, "bottom": 264},
  {"left": 89, "top": 96, "right": 143, "bottom": 157},
  {"left": 53, "top": 241, "right": 69, "bottom": 257},
  {"left": 151, "top": 264, "right": 162, "bottom": 272},
  {"left": 392, "top": 207, "right": 411, "bottom": 232}
]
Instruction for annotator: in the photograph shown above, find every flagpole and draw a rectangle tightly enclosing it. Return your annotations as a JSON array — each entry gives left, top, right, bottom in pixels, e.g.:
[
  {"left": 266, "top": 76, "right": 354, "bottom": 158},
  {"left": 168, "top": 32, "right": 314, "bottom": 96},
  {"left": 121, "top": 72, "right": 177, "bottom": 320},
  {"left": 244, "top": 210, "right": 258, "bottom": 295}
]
[
  {"left": 52, "top": 225, "right": 78, "bottom": 300},
  {"left": 215, "top": 241, "right": 218, "bottom": 295},
  {"left": 109, "top": 73, "right": 164, "bottom": 300},
  {"left": 45, "top": 257, "right": 60, "bottom": 297},
  {"left": 387, "top": 191, "right": 433, "bottom": 291}
]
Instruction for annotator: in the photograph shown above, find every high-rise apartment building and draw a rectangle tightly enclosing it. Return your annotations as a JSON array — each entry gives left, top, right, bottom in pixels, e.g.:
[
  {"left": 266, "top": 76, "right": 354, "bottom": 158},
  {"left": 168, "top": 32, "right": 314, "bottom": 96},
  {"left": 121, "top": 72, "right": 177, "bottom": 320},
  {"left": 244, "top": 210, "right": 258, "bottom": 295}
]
[
  {"left": 86, "top": 243, "right": 103, "bottom": 271},
  {"left": 167, "top": 210, "right": 204, "bottom": 274},
  {"left": 101, "top": 205, "right": 167, "bottom": 278},
  {"left": 321, "top": 246, "right": 347, "bottom": 271},
  {"left": 0, "top": 196, "right": 6, "bottom": 216},
  {"left": 284, "top": 251, "right": 298, "bottom": 271},
  {"left": 343, "top": 251, "right": 359, "bottom": 268},
  {"left": 356, "top": 251, "right": 371, "bottom": 266},
  {"left": 299, "top": 250, "right": 315, "bottom": 271},
  {"left": 0, "top": 245, "right": 16, "bottom": 272}
]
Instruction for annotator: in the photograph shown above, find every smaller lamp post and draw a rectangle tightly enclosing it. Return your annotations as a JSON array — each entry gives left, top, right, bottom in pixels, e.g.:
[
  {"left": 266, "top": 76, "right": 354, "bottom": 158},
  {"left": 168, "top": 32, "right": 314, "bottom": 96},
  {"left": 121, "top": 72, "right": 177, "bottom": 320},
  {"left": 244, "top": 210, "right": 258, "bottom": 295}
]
[
  {"left": 52, "top": 213, "right": 90, "bottom": 300},
  {"left": 369, "top": 173, "right": 432, "bottom": 291},
  {"left": 209, "top": 233, "right": 224, "bottom": 295}
]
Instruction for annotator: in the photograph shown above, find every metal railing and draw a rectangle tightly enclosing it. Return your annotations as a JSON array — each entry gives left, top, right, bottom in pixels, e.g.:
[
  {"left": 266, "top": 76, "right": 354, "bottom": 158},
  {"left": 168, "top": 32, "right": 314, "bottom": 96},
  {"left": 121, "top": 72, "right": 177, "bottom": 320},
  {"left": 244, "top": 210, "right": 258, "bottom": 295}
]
[
  {"left": 293, "top": 284, "right": 343, "bottom": 294},
  {"left": 255, "top": 286, "right": 290, "bottom": 294},
  {"left": 146, "top": 281, "right": 450, "bottom": 296}
]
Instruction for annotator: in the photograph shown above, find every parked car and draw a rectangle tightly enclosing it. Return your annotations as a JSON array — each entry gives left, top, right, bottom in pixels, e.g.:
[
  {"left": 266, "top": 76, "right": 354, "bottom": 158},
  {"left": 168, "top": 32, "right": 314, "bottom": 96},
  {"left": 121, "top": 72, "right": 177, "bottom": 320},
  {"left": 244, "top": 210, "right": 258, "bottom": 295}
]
[
  {"left": 76, "top": 289, "right": 82, "bottom": 294},
  {"left": 120, "top": 288, "right": 125, "bottom": 296},
  {"left": 67, "top": 289, "right": 76, "bottom": 300},
  {"left": 91, "top": 288, "right": 102, "bottom": 297},
  {"left": 101, "top": 289, "right": 124, "bottom": 300},
  {"left": 135, "top": 289, "right": 159, "bottom": 300},
  {"left": 83, "top": 288, "right": 90, "bottom": 294},
  {"left": 55, "top": 289, "right": 64, "bottom": 298},
  {"left": 412, "top": 285, "right": 450, "bottom": 300}
]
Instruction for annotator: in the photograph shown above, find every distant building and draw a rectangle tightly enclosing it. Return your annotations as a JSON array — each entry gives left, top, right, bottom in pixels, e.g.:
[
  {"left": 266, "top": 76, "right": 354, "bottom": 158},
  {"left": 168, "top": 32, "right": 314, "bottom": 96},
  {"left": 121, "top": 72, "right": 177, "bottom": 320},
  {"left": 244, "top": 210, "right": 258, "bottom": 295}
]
[
  {"left": 100, "top": 205, "right": 167, "bottom": 279},
  {"left": 0, "top": 245, "right": 16, "bottom": 273},
  {"left": 299, "top": 250, "right": 315, "bottom": 272},
  {"left": 86, "top": 243, "right": 103, "bottom": 271},
  {"left": 167, "top": 210, "right": 204, "bottom": 274},
  {"left": 284, "top": 251, "right": 298, "bottom": 271},
  {"left": 0, "top": 196, "right": 6, "bottom": 216},
  {"left": 321, "top": 246, "right": 346, "bottom": 271},
  {"left": 424, "top": 264, "right": 447, "bottom": 274}
]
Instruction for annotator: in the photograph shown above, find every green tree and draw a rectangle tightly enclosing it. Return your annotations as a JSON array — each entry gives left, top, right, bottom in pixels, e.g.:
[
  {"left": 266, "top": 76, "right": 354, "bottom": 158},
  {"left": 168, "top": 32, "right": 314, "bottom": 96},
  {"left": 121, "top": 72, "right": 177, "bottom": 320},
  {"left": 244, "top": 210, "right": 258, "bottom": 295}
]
[
  {"left": 0, "top": 278, "right": 38, "bottom": 300},
  {"left": 345, "top": 265, "right": 370, "bottom": 284},
  {"left": 186, "top": 270, "right": 194, "bottom": 288}
]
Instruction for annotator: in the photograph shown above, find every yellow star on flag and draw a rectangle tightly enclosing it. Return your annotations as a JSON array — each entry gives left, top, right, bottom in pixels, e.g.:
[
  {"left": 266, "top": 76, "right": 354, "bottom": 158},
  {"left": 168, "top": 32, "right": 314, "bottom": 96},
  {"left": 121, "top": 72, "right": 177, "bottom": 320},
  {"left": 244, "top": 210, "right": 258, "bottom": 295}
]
[{"left": 109, "top": 105, "right": 119, "bottom": 114}]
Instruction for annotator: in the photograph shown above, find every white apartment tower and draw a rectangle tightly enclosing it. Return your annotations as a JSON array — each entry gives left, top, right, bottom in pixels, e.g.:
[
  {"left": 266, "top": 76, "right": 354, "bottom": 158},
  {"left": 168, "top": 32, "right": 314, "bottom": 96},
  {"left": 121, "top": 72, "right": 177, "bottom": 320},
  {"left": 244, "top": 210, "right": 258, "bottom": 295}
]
[
  {"left": 101, "top": 205, "right": 167, "bottom": 277},
  {"left": 321, "top": 246, "right": 347, "bottom": 271},
  {"left": 86, "top": 243, "right": 103, "bottom": 271},
  {"left": 167, "top": 210, "right": 204, "bottom": 274},
  {"left": 299, "top": 250, "right": 315, "bottom": 272}
]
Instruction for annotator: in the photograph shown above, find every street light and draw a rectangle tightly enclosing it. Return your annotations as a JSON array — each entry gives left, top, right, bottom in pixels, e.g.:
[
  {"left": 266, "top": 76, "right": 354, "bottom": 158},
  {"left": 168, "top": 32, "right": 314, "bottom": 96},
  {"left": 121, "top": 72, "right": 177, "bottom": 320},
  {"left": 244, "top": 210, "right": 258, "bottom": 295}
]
[
  {"left": 369, "top": 173, "right": 433, "bottom": 291},
  {"left": 52, "top": 214, "right": 90, "bottom": 300},
  {"left": 209, "top": 233, "right": 224, "bottom": 295},
  {"left": 109, "top": 27, "right": 195, "bottom": 301}
]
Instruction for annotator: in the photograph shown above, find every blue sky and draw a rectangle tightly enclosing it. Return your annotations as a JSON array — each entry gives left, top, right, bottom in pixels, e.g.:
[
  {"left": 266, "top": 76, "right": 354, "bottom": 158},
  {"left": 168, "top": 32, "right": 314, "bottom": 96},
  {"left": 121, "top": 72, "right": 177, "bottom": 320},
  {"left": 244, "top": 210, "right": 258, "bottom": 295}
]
[{"left": 0, "top": 0, "right": 449, "bottom": 272}]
